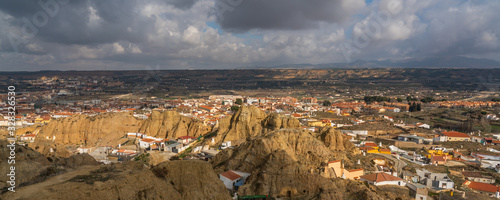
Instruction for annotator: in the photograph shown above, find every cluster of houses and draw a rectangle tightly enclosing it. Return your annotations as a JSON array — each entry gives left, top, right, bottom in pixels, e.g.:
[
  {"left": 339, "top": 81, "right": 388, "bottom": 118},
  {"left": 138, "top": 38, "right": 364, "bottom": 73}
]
[{"left": 128, "top": 132, "right": 198, "bottom": 153}]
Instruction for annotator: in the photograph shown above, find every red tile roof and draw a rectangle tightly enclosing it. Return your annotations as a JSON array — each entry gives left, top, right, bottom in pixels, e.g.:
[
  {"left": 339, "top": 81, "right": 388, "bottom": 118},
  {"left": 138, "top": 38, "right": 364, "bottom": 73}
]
[
  {"left": 328, "top": 160, "right": 341, "bottom": 164},
  {"left": 23, "top": 134, "right": 36, "bottom": 137},
  {"left": 359, "top": 147, "right": 375, "bottom": 151},
  {"left": 220, "top": 170, "right": 241, "bottom": 181},
  {"left": 431, "top": 155, "right": 446, "bottom": 162},
  {"left": 360, "top": 172, "right": 403, "bottom": 182},
  {"left": 364, "top": 142, "right": 377, "bottom": 147},
  {"left": 442, "top": 131, "right": 469, "bottom": 138},
  {"left": 140, "top": 138, "right": 156, "bottom": 143},
  {"left": 465, "top": 181, "right": 500, "bottom": 193}
]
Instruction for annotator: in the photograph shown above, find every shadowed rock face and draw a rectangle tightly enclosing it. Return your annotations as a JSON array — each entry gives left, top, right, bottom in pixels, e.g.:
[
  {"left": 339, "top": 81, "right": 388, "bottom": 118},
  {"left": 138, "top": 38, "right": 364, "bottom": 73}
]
[
  {"left": 213, "top": 106, "right": 300, "bottom": 145},
  {"left": 138, "top": 110, "right": 210, "bottom": 139},
  {"left": 152, "top": 160, "right": 231, "bottom": 200},
  {"left": 0, "top": 140, "right": 50, "bottom": 189},
  {"left": 210, "top": 129, "right": 374, "bottom": 199},
  {"left": 3, "top": 161, "right": 231, "bottom": 200},
  {"left": 0, "top": 140, "right": 101, "bottom": 191}
]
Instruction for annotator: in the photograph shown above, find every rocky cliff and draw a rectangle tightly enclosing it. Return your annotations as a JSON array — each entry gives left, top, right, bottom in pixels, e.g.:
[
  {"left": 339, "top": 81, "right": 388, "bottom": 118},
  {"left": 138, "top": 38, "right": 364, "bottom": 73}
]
[
  {"left": 138, "top": 110, "right": 210, "bottom": 139},
  {"left": 213, "top": 106, "right": 300, "bottom": 145},
  {"left": 26, "top": 112, "right": 142, "bottom": 147},
  {"left": 210, "top": 129, "right": 391, "bottom": 199},
  {"left": 319, "top": 127, "right": 360, "bottom": 154}
]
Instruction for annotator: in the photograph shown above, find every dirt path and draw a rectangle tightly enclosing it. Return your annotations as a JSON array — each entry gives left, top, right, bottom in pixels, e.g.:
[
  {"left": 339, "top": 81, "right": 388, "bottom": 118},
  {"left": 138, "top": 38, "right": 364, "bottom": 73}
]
[{"left": 3, "top": 165, "right": 101, "bottom": 200}]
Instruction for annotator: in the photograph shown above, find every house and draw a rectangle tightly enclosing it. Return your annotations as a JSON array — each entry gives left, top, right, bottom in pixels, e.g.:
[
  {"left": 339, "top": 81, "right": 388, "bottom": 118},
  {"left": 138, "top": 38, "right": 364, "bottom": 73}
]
[
  {"left": 398, "top": 134, "right": 426, "bottom": 144},
  {"left": 20, "top": 134, "right": 36, "bottom": 142},
  {"left": 221, "top": 141, "right": 231, "bottom": 149},
  {"left": 415, "top": 123, "right": 430, "bottom": 129},
  {"left": 379, "top": 148, "right": 391, "bottom": 154},
  {"left": 127, "top": 132, "right": 143, "bottom": 138},
  {"left": 441, "top": 131, "right": 470, "bottom": 142},
  {"left": 341, "top": 130, "right": 368, "bottom": 135},
  {"left": 359, "top": 172, "right": 406, "bottom": 186},
  {"left": 382, "top": 115, "right": 394, "bottom": 121},
  {"left": 430, "top": 155, "right": 447, "bottom": 165},
  {"left": 471, "top": 152, "right": 500, "bottom": 161},
  {"left": 463, "top": 181, "right": 500, "bottom": 197},
  {"left": 416, "top": 169, "right": 454, "bottom": 189},
  {"left": 199, "top": 105, "right": 216, "bottom": 113},
  {"left": 219, "top": 170, "right": 251, "bottom": 190},
  {"left": 433, "top": 135, "right": 447, "bottom": 143},
  {"left": 351, "top": 119, "right": 365, "bottom": 125},
  {"left": 76, "top": 147, "right": 92, "bottom": 154},
  {"left": 177, "top": 135, "right": 196, "bottom": 144},
  {"left": 384, "top": 107, "right": 401, "bottom": 112},
  {"left": 486, "top": 114, "right": 499, "bottom": 120},
  {"left": 462, "top": 171, "right": 495, "bottom": 184},
  {"left": 407, "top": 183, "right": 429, "bottom": 200},
  {"left": 164, "top": 141, "right": 182, "bottom": 153},
  {"left": 471, "top": 136, "right": 483, "bottom": 143},
  {"left": 306, "top": 120, "right": 323, "bottom": 127},
  {"left": 324, "top": 160, "right": 364, "bottom": 180},
  {"left": 363, "top": 142, "right": 378, "bottom": 147},
  {"left": 139, "top": 138, "right": 156, "bottom": 149}
]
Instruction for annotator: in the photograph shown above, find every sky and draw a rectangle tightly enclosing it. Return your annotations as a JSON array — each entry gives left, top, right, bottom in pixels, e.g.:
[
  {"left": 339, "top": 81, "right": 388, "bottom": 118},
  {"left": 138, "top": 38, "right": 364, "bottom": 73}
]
[{"left": 0, "top": 0, "right": 499, "bottom": 71}]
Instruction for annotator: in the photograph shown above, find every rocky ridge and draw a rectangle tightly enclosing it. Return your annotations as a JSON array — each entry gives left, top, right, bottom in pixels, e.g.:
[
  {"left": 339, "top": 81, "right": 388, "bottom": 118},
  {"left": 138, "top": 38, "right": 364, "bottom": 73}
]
[
  {"left": 138, "top": 110, "right": 210, "bottom": 139},
  {"left": 213, "top": 106, "right": 300, "bottom": 145}
]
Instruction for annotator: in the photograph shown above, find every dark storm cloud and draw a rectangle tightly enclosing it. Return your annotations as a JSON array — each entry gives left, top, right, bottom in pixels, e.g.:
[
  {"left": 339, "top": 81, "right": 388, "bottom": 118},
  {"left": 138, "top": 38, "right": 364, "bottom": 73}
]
[
  {"left": 215, "top": 0, "right": 364, "bottom": 32},
  {"left": 0, "top": 0, "right": 156, "bottom": 47},
  {"left": 0, "top": 0, "right": 196, "bottom": 48},
  {"left": 166, "top": 0, "right": 198, "bottom": 10}
]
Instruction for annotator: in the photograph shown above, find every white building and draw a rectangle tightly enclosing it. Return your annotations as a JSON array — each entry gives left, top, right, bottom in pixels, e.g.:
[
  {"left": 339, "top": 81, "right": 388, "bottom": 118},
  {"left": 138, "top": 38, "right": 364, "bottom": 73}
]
[
  {"left": 139, "top": 138, "right": 156, "bottom": 149},
  {"left": 219, "top": 170, "right": 251, "bottom": 190},
  {"left": 360, "top": 172, "right": 406, "bottom": 186},
  {"left": 221, "top": 141, "right": 231, "bottom": 149}
]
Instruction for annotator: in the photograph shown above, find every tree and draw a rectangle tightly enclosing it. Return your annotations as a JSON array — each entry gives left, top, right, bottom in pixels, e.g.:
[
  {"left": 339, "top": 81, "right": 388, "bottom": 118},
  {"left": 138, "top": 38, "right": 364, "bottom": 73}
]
[
  {"left": 364, "top": 96, "right": 389, "bottom": 104},
  {"left": 396, "top": 98, "right": 403, "bottom": 102},
  {"left": 231, "top": 106, "right": 239, "bottom": 112},
  {"left": 409, "top": 102, "right": 420, "bottom": 112},
  {"left": 421, "top": 97, "right": 435, "bottom": 103},
  {"left": 235, "top": 98, "right": 243, "bottom": 105},
  {"left": 322, "top": 100, "right": 331, "bottom": 107}
]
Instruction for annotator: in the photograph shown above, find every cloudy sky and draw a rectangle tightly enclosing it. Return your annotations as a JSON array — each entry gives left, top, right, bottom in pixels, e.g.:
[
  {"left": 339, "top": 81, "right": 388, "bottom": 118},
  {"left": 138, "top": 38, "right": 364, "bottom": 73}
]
[{"left": 0, "top": 0, "right": 499, "bottom": 71}]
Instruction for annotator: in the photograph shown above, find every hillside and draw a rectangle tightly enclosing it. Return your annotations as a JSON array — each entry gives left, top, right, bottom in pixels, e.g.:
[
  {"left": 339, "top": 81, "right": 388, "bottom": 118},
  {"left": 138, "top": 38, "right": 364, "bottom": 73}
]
[
  {"left": 210, "top": 128, "right": 374, "bottom": 199},
  {"left": 138, "top": 110, "right": 210, "bottom": 139},
  {"left": 23, "top": 112, "right": 142, "bottom": 146},
  {"left": 2, "top": 160, "right": 230, "bottom": 200},
  {"left": 212, "top": 106, "right": 300, "bottom": 145}
]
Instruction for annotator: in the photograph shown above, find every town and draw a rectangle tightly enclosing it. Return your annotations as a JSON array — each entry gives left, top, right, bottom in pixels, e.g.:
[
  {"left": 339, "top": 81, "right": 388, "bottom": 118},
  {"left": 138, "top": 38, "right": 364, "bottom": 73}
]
[{"left": 4, "top": 78, "right": 500, "bottom": 199}]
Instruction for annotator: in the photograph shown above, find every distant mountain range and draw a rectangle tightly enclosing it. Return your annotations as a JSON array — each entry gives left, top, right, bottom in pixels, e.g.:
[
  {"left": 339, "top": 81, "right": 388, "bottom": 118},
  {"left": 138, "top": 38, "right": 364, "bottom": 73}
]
[{"left": 262, "top": 56, "right": 500, "bottom": 69}]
